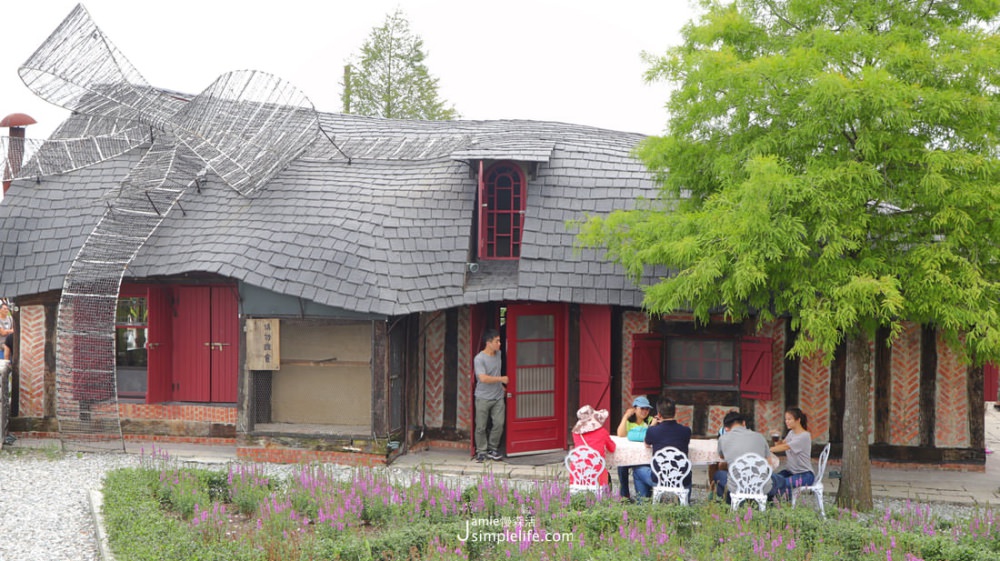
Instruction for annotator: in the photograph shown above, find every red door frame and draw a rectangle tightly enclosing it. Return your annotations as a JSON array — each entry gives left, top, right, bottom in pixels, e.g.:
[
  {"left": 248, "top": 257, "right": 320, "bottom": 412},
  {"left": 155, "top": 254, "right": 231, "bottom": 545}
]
[{"left": 504, "top": 302, "right": 568, "bottom": 455}]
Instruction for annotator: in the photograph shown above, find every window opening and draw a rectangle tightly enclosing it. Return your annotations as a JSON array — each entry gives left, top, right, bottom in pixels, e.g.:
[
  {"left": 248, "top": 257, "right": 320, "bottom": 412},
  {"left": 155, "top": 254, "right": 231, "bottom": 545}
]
[
  {"left": 666, "top": 338, "right": 736, "bottom": 387},
  {"left": 115, "top": 296, "right": 148, "bottom": 399},
  {"left": 481, "top": 162, "right": 525, "bottom": 259}
]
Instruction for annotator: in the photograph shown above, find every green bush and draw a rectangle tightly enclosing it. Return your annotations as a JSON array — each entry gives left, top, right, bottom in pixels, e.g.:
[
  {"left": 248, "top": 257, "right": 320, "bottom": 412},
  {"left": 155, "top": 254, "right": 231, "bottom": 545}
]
[{"left": 101, "top": 462, "right": 1000, "bottom": 561}]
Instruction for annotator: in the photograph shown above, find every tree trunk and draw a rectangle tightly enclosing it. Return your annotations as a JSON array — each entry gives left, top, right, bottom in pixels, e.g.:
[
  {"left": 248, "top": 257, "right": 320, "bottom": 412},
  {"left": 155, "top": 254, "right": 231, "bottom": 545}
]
[{"left": 836, "top": 330, "right": 874, "bottom": 511}]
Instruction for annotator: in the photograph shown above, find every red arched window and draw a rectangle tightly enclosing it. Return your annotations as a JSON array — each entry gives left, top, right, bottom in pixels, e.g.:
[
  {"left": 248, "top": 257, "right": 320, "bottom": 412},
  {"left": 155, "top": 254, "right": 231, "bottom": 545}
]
[{"left": 478, "top": 161, "right": 526, "bottom": 259}]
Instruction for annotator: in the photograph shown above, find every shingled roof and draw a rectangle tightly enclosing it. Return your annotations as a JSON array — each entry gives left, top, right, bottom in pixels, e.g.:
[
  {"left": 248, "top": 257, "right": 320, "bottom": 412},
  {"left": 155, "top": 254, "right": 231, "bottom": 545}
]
[{"left": 0, "top": 111, "right": 662, "bottom": 316}]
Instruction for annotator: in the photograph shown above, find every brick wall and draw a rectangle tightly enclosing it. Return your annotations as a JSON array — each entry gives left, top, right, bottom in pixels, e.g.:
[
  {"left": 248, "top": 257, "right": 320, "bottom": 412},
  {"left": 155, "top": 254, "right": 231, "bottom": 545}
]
[
  {"left": 457, "top": 307, "right": 471, "bottom": 431},
  {"left": 620, "top": 310, "right": 650, "bottom": 412},
  {"left": 754, "top": 319, "right": 787, "bottom": 437},
  {"left": 17, "top": 305, "right": 46, "bottom": 417},
  {"left": 421, "top": 311, "right": 446, "bottom": 429},
  {"left": 890, "top": 322, "right": 922, "bottom": 446}
]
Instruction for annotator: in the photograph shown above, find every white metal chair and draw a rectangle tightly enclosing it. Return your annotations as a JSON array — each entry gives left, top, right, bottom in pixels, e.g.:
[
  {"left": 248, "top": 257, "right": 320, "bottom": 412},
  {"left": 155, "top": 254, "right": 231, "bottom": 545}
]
[
  {"left": 650, "top": 446, "right": 692, "bottom": 505},
  {"left": 565, "top": 445, "right": 606, "bottom": 495},
  {"left": 728, "top": 452, "right": 772, "bottom": 511},
  {"left": 791, "top": 442, "right": 831, "bottom": 518}
]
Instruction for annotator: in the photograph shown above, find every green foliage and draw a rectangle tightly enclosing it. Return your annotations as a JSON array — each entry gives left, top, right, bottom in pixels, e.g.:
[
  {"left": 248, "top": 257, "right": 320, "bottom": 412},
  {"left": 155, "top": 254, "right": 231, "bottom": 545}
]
[
  {"left": 579, "top": 0, "right": 1000, "bottom": 363},
  {"left": 341, "top": 9, "right": 459, "bottom": 120},
  {"left": 103, "top": 468, "right": 260, "bottom": 561},
  {"left": 103, "top": 462, "right": 1000, "bottom": 560},
  {"left": 155, "top": 469, "right": 214, "bottom": 520}
]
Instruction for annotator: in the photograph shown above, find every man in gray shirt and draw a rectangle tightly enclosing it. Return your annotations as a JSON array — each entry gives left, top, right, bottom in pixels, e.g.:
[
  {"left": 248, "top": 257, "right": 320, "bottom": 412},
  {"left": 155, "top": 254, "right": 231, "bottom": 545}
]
[
  {"left": 473, "top": 329, "right": 507, "bottom": 462},
  {"left": 712, "top": 411, "right": 786, "bottom": 500}
]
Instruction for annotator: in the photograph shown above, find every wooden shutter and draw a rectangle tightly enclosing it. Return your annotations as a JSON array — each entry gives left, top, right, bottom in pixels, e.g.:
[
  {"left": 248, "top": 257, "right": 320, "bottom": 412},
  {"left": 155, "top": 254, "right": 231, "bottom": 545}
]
[
  {"left": 145, "top": 285, "right": 173, "bottom": 403},
  {"left": 631, "top": 334, "right": 663, "bottom": 394},
  {"left": 477, "top": 160, "right": 486, "bottom": 258},
  {"left": 172, "top": 286, "right": 212, "bottom": 402},
  {"left": 740, "top": 337, "right": 773, "bottom": 400},
  {"left": 985, "top": 363, "right": 999, "bottom": 403},
  {"left": 579, "top": 305, "right": 611, "bottom": 414},
  {"left": 210, "top": 286, "right": 239, "bottom": 403}
]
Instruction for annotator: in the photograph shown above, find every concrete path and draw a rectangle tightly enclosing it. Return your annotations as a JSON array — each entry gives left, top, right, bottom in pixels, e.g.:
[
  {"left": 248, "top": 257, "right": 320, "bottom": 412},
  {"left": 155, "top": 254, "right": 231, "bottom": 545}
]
[
  {"left": 393, "top": 405, "right": 1000, "bottom": 507},
  {"left": 11, "top": 405, "right": 1000, "bottom": 507}
]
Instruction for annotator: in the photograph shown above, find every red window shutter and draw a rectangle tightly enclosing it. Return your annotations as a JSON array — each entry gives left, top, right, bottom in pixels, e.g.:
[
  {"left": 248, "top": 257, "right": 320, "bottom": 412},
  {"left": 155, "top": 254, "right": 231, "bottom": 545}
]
[
  {"left": 985, "top": 362, "right": 999, "bottom": 402},
  {"left": 477, "top": 160, "right": 486, "bottom": 258},
  {"left": 631, "top": 334, "right": 663, "bottom": 394},
  {"left": 579, "top": 305, "right": 612, "bottom": 413},
  {"left": 740, "top": 337, "right": 773, "bottom": 400}
]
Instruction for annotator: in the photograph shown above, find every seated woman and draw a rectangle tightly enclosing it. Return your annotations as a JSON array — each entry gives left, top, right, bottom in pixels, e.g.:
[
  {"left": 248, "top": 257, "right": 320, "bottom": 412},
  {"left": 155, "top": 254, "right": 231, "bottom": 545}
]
[
  {"left": 615, "top": 396, "right": 654, "bottom": 499},
  {"left": 571, "top": 405, "right": 616, "bottom": 486},
  {"left": 769, "top": 407, "right": 815, "bottom": 496}
]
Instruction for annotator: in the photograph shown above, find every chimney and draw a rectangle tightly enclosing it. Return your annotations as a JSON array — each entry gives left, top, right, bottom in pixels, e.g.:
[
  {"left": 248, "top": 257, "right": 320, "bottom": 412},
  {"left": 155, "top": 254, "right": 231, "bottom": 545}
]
[{"left": 2, "top": 112, "right": 37, "bottom": 195}]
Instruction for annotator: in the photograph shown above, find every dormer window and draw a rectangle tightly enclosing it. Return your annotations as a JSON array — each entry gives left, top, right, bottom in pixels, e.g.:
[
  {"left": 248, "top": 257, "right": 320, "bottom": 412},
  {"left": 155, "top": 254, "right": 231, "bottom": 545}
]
[{"left": 478, "top": 161, "right": 526, "bottom": 259}]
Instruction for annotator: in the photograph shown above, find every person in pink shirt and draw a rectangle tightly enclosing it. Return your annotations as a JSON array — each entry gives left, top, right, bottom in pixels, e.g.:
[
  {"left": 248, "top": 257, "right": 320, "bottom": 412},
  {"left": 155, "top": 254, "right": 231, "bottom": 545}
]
[{"left": 571, "top": 405, "right": 616, "bottom": 486}]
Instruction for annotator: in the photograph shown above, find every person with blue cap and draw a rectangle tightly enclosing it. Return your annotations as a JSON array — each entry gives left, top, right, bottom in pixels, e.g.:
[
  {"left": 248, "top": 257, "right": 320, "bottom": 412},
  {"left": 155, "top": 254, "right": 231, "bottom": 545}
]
[{"left": 615, "top": 395, "right": 655, "bottom": 499}]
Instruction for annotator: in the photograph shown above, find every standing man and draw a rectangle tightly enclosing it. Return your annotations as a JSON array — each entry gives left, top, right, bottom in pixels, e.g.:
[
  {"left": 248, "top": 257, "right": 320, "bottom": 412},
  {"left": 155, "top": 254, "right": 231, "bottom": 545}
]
[{"left": 473, "top": 328, "right": 507, "bottom": 463}]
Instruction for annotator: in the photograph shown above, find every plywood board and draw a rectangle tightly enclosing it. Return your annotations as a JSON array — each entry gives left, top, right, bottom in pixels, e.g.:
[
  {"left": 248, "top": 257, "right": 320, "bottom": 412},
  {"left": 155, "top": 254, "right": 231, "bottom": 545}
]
[{"left": 247, "top": 318, "right": 280, "bottom": 370}]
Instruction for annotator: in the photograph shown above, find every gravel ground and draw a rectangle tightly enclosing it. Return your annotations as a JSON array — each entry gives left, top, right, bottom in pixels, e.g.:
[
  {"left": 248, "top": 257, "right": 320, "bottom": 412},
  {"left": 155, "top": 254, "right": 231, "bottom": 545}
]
[{"left": 0, "top": 450, "right": 990, "bottom": 561}]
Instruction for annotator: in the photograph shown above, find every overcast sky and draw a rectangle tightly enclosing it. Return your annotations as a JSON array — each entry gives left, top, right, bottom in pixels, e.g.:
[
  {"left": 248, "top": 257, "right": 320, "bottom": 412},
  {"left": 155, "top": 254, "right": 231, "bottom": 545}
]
[{"left": 1, "top": 1, "right": 700, "bottom": 141}]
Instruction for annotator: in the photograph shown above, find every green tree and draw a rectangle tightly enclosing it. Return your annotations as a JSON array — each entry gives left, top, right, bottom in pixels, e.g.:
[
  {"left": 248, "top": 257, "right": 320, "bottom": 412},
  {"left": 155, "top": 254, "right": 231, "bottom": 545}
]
[
  {"left": 578, "top": 0, "right": 1000, "bottom": 511},
  {"left": 341, "top": 9, "right": 458, "bottom": 120}
]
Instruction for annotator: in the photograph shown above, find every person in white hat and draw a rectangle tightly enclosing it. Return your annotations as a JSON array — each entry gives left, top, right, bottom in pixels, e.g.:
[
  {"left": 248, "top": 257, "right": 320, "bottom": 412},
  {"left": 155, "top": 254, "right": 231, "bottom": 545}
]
[{"left": 571, "top": 405, "right": 616, "bottom": 486}]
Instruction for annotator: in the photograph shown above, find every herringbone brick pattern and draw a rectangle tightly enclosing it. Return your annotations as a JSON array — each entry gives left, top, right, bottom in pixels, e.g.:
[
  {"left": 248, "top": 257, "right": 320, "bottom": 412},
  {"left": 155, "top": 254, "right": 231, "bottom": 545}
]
[
  {"left": 456, "top": 308, "right": 471, "bottom": 432},
  {"left": 935, "top": 332, "right": 970, "bottom": 447},
  {"left": 754, "top": 320, "right": 785, "bottom": 437},
  {"left": 423, "top": 313, "right": 446, "bottom": 429},
  {"left": 17, "top": 305, "right": 46, "bottom": 418},
  {"left": 890, "top": 322, "right": 921, "bottom": 446},
  {"left": 798, "top": 351, "right": 831, "bottom": 442},
  {"left": 620, "top": 311, "right": 649, "bottom": 413},
  {"left": 707, "top": 405, "right": 732, "bottom": 435},
  {"left": 676, "top": 405, "right": 694, "bottom": 428},
  {"left": 118, "top": 403, "right": 237, "bottom": 422}
]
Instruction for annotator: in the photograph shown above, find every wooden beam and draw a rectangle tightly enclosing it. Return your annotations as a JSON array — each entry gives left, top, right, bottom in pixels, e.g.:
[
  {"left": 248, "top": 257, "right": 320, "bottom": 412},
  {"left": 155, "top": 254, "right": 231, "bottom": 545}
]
[
  {"left": 567, "top": 304, "right": 580, "bottom": 447},
  {"left": 371, "top": 321, "right": 388, "bottom": 436},
  {"left": 783, "top": 321, "right": 799, "bottom": 409},
  {"left": 968, "top": 362, "right": 985, "bottom": 451},
  {"left": 443, "top": 309, "right": 458, "bottom": 430},
  {"left": 828, "top": 342, "right": 846, "bottom": 443},
  {"left": 874, "top": 326, "right": 892, "bottom": 444},
  {"left": 919, "top": 326, "right": 937, "bottom": 447}
]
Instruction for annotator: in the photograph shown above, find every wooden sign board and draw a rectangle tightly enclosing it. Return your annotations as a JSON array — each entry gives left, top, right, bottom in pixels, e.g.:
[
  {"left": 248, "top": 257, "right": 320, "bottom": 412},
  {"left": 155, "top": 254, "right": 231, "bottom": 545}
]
[{"left": 246, "top": 318, "right": 280, "bottom": 370}]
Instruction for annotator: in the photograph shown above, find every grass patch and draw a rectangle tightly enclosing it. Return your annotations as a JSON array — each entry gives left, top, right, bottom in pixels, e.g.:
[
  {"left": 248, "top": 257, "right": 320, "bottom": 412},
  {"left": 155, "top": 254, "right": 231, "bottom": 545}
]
[{"left": 101, "top": 455, "right": 1000, "bottom": 560}]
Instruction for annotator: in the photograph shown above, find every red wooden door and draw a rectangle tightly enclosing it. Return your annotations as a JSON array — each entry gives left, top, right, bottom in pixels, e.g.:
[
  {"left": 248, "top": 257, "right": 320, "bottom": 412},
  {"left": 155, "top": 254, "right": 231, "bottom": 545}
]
[
  {"left": 579, "top": 305, "right": 611, "bottom": 415},
  {"left": 172, "top": 286, "right": 212, "bottom": 402},
  {"left": 505, "top": 303, "right": 567, "bottom": 455},
  {"left": 145, "top": 285, "right": 173, "bottom": 403},
  {"left": 210, "top": 286, "right": 239, "bottom": 403}
]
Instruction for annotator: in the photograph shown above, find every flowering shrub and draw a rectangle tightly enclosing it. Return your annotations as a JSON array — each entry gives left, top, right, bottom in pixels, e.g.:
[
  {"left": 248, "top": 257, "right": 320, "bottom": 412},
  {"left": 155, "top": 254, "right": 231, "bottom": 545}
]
[{"left": 106, "top": 455, "right": 1000, "bottom": 561}]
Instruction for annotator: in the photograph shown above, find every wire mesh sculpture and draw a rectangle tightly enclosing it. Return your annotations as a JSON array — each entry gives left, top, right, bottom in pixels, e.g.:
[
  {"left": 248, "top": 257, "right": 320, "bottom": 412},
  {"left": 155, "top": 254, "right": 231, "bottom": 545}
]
[{"left": 11, "top": 4, "right": 320, "bottom": 445}]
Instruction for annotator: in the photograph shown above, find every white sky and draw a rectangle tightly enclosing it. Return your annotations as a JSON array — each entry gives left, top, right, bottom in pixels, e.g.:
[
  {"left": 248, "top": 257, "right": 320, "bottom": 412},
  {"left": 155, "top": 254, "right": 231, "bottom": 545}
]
[{"left": 0, "top": 1, "right": 700, "bottom": 141}]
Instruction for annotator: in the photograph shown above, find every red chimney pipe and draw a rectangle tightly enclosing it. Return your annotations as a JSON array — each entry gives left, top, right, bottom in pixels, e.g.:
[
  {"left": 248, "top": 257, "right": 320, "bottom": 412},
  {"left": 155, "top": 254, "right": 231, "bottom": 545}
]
[{"left": 2, "top": 113, "right": 37, "bottom": 195}]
